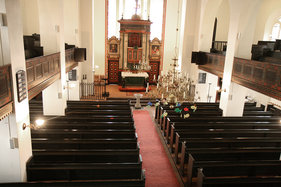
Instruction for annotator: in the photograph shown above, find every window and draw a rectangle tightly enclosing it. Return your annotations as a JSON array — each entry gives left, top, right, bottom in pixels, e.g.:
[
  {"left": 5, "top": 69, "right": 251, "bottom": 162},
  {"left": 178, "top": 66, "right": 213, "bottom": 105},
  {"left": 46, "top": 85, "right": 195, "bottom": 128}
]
[
  {"left": 108, "top": 0, "right": 164, "bottom": 40},
  {"left": 270, "top": 17, "right": 281, "bottom": 41}
]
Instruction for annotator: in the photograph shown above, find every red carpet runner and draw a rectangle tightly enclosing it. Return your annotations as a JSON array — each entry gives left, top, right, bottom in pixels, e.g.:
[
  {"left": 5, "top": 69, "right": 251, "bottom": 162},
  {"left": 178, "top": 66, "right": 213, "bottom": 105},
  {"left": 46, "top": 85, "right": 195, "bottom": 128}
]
[{"left": 133, "top": 110, "right": 180, "bottom": 187}]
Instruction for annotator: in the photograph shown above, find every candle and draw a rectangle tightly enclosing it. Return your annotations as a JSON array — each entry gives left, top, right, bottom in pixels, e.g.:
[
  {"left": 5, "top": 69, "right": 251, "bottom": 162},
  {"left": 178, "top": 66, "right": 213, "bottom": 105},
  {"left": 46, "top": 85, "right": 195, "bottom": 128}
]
[
  {"left": 158, "top": 75, "right": 160, "bottom": 81},
  {"left": 183, "top": 92, "right": 186, "bottom": 99},
  {"left": 157, "top": 83, "right": 159, "bottom": 89},
  {"left": 161, "top": 94, "right": 163, "bottom": 99},
  {"left": 146, "top": 83, "right": 149, "bottom": 93},
  {"left": 166, "top": 87, "right": 168, "bottom": 92},
  {"left": 153, "top": 75, "right": 156, "bottom": 81}
]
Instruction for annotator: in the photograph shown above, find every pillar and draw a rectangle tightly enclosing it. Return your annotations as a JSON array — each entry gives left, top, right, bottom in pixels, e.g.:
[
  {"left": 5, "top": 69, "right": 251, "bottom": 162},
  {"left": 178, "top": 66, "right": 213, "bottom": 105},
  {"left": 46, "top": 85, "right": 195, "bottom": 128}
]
[
  {"left": 219, "top": 0, "right": 253, "bottom": 116},
  {"left": 3, "top": 0, "right": 32, "bottom": 181},
  {"left": 123, "top": 33, "right": 128, "bottom": 69},
  {"left": 38, "top": 0, "right": 67, "bottom": 115}
]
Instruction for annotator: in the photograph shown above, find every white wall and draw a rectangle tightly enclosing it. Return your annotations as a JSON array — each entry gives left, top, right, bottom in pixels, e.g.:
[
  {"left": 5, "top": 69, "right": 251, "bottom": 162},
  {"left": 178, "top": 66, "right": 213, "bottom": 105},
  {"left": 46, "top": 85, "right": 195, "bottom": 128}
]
[
  {"left": 0, "top": 0, "right": 10, "bottom": 66},
  {"left": 199, "top": 0, "right": 223, "bottom": 52},
  {"left": 215, "top": 0, "right": 229, "bottom": 41},
  {"left": 162, "top": 0, "right": 182, "bottom": 72},
  {"left": 235, "top": 1, "right": 260, "bottom": 59},
  {"left": 253, "top": 0, "right": 281, "bottom": 43},
  {"left": 79, "top": 0, "right": 93, "bottom": 82},
  {"left": 0, "top": 116, "right": 21, "bottom": 182},
  {"left": 39, "top": 0, "right": 67, "bottom": 115},
  {"left": 20, "top": 0, "right": 40, "bottom": 35},
  {"left": 5, "top": 0, "right": 32, "bottom": 181},
  {"left": 179, "top": 0, "right": 201, "bottom": 83},
  {"left": 64, "top": 0, "right": 79, "bottom": 45},
  {"left": 93, "top": 0, "right": 105, "bottom": 76},
  {"left": 195, "top": 70, "right": 218, "bottom": 102},
  {"left": 66, "top": 69, "right": 80, "bottom": 101},
  {"left": 38, "top": 0, "right": 61, "bottom": 54}
]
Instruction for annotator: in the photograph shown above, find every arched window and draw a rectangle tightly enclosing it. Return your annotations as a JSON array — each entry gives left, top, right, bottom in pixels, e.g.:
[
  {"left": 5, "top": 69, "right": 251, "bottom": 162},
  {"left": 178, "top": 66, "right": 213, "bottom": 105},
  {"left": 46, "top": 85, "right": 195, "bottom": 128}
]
[{"left": 270, "top": 17, "right": 281, "bottom": 41}]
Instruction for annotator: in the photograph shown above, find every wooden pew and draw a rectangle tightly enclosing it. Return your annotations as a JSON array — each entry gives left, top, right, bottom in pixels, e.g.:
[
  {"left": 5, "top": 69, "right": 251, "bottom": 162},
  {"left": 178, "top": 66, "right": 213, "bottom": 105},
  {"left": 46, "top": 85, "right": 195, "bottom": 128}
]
[
  {"left": 40, "top": 121, "right": 136, "bottom": 130},
  {"left": 0, "top": 175, "right": 146, "bottom": 187},
  {"left": 196, "top": 161, "right": 281, "bottom": 187},
  {"left": 155, "top": 102, "right": 220, "bottom": 124},
  {"left": 31, "top": 129, "right": 137, "bottom": 139},
  {"left": 170, "top": 122, "right": 281, "bottom": 152},
  {"left": 184, "top": 147, "right": 281, "bottom": 186},
  {"left": 27, "top": 155, "right": 143, "bottom": 181},
  {"left": 161, "top": 110, "right": 223, "bottom": 137},
  {"left": 32, "top": 139, "right": 138, "bottom": 150},
  {"left": 175, "top": 129, "right": 281, "bottom": 169}
]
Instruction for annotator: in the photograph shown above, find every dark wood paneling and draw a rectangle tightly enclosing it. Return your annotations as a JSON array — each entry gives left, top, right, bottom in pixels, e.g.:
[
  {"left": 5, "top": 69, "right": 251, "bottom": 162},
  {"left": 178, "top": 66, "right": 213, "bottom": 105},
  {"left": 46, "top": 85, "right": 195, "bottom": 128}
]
[
  {"left": 0, "top": 65, "right": 13, "bottom": 120},
  {"left": 197, "top": 52, "right": 281, "bottom": 100},
  {"left": 108, "top": 61, "right": 119, "bottom": 84},
  {"left": 27, "top": 48, "right": 78, "bottom": 100},
  {"left": 65, "top": 48, "right": 78, "bottom": 73},
  {"left": 0, "top": 102, "right": 13, "bottom": 121},
  {"left": 0, "top": 65, "right": 12, "bottom": 108},
  {"left": 149, "top": 61, "right": 159, "bottom": 83}
]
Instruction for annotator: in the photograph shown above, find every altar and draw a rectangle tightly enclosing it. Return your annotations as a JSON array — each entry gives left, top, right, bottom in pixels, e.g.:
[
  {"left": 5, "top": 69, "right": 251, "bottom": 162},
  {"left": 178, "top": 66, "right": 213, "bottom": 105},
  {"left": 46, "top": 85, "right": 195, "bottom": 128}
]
[{"left": 121, "top": 71, "right": 149, "bottom": 88}]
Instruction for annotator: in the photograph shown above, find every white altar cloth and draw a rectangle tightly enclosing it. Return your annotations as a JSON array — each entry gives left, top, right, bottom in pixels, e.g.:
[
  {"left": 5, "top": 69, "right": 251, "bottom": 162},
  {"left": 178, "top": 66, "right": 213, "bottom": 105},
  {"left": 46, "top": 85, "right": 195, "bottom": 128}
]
[{"left": 121, "top": 71, "right": 149, "bottom": 78}]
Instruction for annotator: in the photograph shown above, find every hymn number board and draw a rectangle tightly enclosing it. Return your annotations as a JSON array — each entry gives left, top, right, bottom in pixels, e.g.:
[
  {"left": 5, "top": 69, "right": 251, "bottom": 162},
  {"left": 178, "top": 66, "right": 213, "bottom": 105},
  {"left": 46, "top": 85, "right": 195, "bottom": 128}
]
[{"left": 16, "top": 70, "right": 27, "bottom": 102}]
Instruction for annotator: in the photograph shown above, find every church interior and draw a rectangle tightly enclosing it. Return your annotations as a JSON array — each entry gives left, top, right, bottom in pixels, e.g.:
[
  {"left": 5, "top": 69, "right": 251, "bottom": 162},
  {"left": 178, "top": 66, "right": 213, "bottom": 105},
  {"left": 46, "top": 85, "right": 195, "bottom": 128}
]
[{"left": 0, "top": 0, "right": 281, "bottom": 186}]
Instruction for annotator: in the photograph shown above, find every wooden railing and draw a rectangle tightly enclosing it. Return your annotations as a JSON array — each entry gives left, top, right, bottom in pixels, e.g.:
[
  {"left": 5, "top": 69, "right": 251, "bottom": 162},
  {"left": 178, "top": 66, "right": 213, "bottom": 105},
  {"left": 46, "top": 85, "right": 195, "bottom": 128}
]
[
  {"left": 195, "top": 52, "right": 281, "bottom": 100},
  {"left": 27, "top": 48, "right": 78, "bottom": 100},
  {"left": 0, "top": 65, "right": 13, "bottom": 120}
]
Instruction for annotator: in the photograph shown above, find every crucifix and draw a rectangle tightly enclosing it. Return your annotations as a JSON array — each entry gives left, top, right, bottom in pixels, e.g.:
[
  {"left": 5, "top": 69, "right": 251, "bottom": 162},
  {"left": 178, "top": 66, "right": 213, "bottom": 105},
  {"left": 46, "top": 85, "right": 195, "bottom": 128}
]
[{"left": 135, "top": 0, "right": 139, "bottom": 15}]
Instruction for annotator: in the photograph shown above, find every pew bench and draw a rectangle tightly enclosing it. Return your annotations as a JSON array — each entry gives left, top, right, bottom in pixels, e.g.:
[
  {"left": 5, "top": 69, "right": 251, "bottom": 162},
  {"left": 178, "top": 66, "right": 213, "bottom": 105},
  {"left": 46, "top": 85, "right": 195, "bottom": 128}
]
[{"left": 196, "top": 161, "right": 281, "bottom": 187}]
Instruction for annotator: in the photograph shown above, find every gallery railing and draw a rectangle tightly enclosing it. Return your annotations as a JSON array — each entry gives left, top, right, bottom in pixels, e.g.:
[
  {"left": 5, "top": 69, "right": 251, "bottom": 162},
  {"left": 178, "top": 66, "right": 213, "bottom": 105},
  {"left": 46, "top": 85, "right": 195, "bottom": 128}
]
[
  {"left": 26, "top": 48, "right": 78, "bottom": 100},
  {"left": 192, "top": 52, "right": 281, "bottom": 101},
  {"left": 0, "top": 64, "right": 13, "bottom": 120}
]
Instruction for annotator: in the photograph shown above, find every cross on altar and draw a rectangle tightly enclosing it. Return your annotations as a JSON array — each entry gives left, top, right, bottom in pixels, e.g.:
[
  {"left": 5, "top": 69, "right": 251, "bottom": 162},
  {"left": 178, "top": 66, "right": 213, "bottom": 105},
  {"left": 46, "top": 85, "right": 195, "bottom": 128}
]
[{"left": 135, "top": 0, "right": 139, "bottom": 15}]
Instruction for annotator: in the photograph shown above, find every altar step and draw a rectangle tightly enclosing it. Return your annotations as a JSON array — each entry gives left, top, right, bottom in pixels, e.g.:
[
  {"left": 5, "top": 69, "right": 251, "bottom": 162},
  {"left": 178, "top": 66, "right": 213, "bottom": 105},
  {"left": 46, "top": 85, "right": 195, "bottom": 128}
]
[
  {"left": 107, "top": 97, "right": 159, "bottom": 107},
  {"left": 118, "top": 86, "right": 152, "bottom": 92}
]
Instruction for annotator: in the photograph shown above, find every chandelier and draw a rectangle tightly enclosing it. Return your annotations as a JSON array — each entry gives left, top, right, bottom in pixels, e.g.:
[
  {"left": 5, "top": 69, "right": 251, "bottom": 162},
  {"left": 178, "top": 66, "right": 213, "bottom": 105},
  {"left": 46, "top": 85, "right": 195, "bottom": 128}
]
[{"left": 146, "top": 57, "right": 195, "bottom": 103}]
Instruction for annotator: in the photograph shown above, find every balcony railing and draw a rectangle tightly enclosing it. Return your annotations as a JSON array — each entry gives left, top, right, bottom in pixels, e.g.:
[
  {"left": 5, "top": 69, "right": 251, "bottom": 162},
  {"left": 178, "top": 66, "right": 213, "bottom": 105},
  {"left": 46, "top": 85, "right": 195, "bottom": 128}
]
[{"left": 192, "top": 52, "right": 281, "bottom": 100}]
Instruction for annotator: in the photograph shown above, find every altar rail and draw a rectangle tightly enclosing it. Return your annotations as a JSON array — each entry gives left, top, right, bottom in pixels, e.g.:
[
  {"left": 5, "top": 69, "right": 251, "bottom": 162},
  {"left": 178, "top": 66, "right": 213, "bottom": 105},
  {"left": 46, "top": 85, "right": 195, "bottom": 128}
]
[
  {"left": 194, "top": 52, "right": 281, "bottom": 100},
  {"left": 0, "top": 65, "right": 13, "bottom": 120},
  {"left": 27, "top": 48, "right": 78, "bottom": 100}
]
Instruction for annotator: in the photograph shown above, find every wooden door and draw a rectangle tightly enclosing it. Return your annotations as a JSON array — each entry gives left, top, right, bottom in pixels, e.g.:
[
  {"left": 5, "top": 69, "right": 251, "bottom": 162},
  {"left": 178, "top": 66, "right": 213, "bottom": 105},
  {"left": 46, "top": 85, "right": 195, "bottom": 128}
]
[
  {"left": 108, "top": 61, "right": 119, "bottom": 84},
  {"left": 149, "top": 61, "right": 159, "bottom": 83}
]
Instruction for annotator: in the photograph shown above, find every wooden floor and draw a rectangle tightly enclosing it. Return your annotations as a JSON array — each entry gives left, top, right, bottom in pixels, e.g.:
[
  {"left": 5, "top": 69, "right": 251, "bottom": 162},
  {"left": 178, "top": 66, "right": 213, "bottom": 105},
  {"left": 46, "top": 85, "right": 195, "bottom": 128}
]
[{"left": 106, "top": 84, "right": 157, "bottom": 98}]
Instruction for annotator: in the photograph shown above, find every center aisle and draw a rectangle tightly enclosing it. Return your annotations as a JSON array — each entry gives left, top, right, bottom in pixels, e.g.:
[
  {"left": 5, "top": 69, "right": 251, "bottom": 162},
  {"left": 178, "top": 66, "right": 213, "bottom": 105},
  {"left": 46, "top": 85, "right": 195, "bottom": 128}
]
[{"left": 133, "top": 110, "right": 180, "bottom": 187}]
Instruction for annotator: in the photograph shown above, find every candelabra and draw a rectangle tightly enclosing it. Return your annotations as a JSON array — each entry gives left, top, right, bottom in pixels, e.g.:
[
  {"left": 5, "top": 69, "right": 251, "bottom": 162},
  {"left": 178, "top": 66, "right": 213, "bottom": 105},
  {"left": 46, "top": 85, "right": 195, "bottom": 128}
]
[{"left": 147, "top": 57, "right": 195, "bottom": 103}]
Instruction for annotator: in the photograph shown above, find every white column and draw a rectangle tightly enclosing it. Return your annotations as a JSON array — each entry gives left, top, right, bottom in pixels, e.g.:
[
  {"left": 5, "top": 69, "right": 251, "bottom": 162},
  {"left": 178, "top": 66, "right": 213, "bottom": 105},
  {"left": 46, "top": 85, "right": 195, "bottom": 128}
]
[
  {"left": 119, "top": 33, "right": 124, "bottom": 68},
  {"left": 79, "top": 0, "right": 93, "bottom": 82},
  {"left": 124, "top": 33, "right": 128, "bottom": 69},
  {"left": 219, "top": 0, "right": 252, "bottom": 116},
  {"left": 147, "top": 0, "right": 150, "bottom": 18},
  {"left": 38, "top": 0, "right": 67, "bottom": 115},
  {"left": 4, "top": 0, "right": 32, "bottom": 181},
  {"left": 178, "top": 0, "right": 201, "bottom": 82},
  {"left": 93, "top": 0, "right": 105, "bottom": 76}
]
